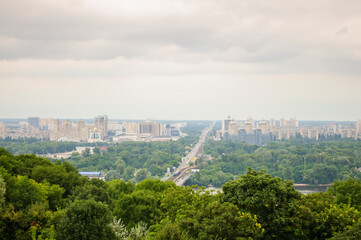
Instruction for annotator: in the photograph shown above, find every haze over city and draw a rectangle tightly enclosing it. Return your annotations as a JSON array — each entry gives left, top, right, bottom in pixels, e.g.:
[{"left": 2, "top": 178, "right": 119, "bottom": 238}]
[{"left": 1, "top": 0, "right": 361, "bottom": 120}]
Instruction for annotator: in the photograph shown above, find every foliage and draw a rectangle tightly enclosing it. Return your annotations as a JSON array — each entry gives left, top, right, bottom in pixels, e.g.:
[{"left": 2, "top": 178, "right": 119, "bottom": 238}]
[
  {"left": 0, "top": 139, "right": 76, "bottom": 155},
  {"left": 293, "top": 192, "right": 361, "bottom": 239},
  {"left": 329, "top": 221, "right": 361, "bottom": 240},
  {"left": 148, "top": 219, "right": 189, "bottom": 240},
  {"left": 1, "top": 147, "right": 361, "bottom": 240},
  {"left": 55, "top": 199, "right": 116, "bottom": 240},
  {"left": 110, "top": 218, "right": 149, "bottom": 240},
  {"left": 135, "top": 169, "right": 148, "bottom": 183},
  {"left": 64, "top": 138, "right": 199, "bottom": 181},
  {"left": 0, "top": 174, "right": 5, "bottom": 207},
  {"left": 161, "top": 186, "right": 264, "bottom": 240},
  {"left": 329, "top": 178, "right": 361, "bottom": 210},
  {"left": 110, "top": 218, "right": 128, "bottom": 239},
  {"left": 190, "top": 139, "right": 361, "bottom": 186},
  {"left": 108, "top": 179, "right": 135, "bottom": 200},
  {"left": 127, "top": 221, "right": 149, "bottom": 240},
  {"left": 69, "top": 183, "right": 112, "bottom": 206},
  {"left": 222, "top": 168, "right": 301, "bottom": 239},
  {"left": 113, "top": 189, "right": 161, "bottom": 228},
  {"left": 7, "top": 175, "right": 48, "bottom": 210}
]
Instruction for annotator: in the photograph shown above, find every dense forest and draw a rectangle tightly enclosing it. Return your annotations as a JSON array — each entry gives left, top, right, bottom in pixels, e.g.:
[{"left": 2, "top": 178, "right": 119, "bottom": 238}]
[
  {"left": 188, "top": 139, "right": 361, "bottom": 187},
  {"left": 0, "top": 138, "right": 76, "bottom": 155},
  {"left": 64, "top": 135, "right": 199, "bottom": 182},
  {"left": 2, "top": 148, "right": 361, "bottom": 239}
]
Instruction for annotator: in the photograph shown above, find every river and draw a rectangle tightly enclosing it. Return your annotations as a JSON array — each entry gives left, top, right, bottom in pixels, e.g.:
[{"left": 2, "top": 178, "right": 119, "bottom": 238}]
[
  {"left": 293, "top": 185, "right": 328, "bottom": 195},
  {"left": 205, "top": 185, "right": 329, "bottom": 195}
]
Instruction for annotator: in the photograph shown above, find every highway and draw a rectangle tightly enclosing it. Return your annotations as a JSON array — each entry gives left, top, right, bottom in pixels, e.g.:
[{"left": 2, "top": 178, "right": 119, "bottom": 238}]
[{"left": 169, "top": 122, "right": 215, "bottom": 186}]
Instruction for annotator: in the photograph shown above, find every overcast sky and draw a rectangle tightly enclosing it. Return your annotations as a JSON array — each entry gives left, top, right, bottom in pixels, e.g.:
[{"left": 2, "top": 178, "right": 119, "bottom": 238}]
[{"left": 1, "top": 0, "right": 361, "bottom": 121}]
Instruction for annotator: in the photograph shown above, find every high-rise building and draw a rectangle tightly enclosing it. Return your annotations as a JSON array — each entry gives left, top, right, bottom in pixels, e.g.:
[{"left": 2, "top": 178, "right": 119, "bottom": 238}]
[
  {"left": 300, "top": 126, "right": 308, "bottom": 138},
  {"left": 238, "top": 129, "right": 247, "bottom": 142},
  {"left": 54, "top": 119, "right": 62, "bottom": 132},
  {"left": 125, "top": 123, "right": 139, "bottom": 134},
  {"left": 269, "top": 118, "right": 276, "bottom": 127},
  {"left": 94, "top": 115, "right": 108, "bottom": 138},
  {"left": 246, "top": 118, "right": 255, "bottom": 127},
  {"left": 357, "top": 120, "right": 361, "bottom": 133},
  {"left": 139, "top": 122, "right": 151, "bottom": 134},
  {"left": 40, "top": 118, "right": 51, "bottom": 130},
  {"left": 164, "top": 124, "right": 172, "bottom": 136},
  {"left": 289, "top": 118, "right": 299, "bottom": 127},
  {"left": 170, "top": 126, "right": 180, "bottom": 136},
  {"left": 228, "top": 121, "right": 238, "bottom": 135},
  {"left": 77, "top": 120, "right": 86, "bottom": 130},
  {"left": 76, "top": 120, "right": 86, "bottom": 141},
  {"left": 280, "top": 118, "right": 286, "bottom": 128},
  {"left": 244, "top": 122, "right": 253, "bottom": 133},
  {"left": 151, "top": 122, "right": 162, "bottom": 137},
  {"left": 139, "top": 121, "right": 162, "bottom": 137},
  {"left": 258, "top": 120, "right": 268, "bottom": 134},
  {"left": 28, "top": 117, "right": 40, "bottom": 128},
  {"left": 222, "top": 116, "right": 233, "bottom": 134},
  {"left": 64, "top": 119, "right": 72, "bottom": 137}
]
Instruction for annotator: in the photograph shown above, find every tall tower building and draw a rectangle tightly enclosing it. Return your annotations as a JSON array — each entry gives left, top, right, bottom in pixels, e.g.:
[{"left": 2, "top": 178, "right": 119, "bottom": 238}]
[
  {"left": 151, "top": 122, "right": 162, "bottom": 137},
  {"left": 40, "top": 118, "right": 49, "bottom": 130},
  {"left": 228, "top": 121, "right": 238, "bottom": 135},
  {"left": 77, "top": 120, "right": 86, "bottom": 130},
  {"left": 94, "top": 115, "right": 108, "bottom": 138},
  {"left": 280, "top": 118, "right": 286, "bottom": 128},
  {"left": 28, "top": 117, "right": 40, "bottom": 129},
  {"left": 63, "top": 120, "right": 73, "bottom": 139},
  {"left": 77, "top": 120, "right": 86, "bottom": 140},
  {"left": 54, "top": 120, "right": 62, "bottom": 132},
  {"left": 222, "top": 116, "right": 233, "bottom": 134},
  {"left": 357, "top": 120, "right": 361, "bottom": 134},
  {"left": 51, "top": 119, "right": 62, "bottom": 140},
  {"left": 258, "top": 120, "right": 269, "bottom": 134},
  {"left": 269, "top": 118, "right": 276, "bottom": 127},
  {"left": 245, "top": 122, "right": 253, "bottom": 133}
]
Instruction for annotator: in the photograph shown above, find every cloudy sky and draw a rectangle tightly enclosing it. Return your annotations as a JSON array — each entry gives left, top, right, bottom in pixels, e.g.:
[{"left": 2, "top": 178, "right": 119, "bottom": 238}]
[{"left": 1, "top": 0, "right": 361, "bottom": 121}]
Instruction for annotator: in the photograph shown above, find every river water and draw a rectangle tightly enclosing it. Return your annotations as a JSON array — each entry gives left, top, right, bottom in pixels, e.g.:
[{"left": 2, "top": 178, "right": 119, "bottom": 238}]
[
  {"left": 205, "top": 185, "right": 329, "bottom": 195},
  {"left": 293, "top": 185, "right": 328, "bottom": 195}
]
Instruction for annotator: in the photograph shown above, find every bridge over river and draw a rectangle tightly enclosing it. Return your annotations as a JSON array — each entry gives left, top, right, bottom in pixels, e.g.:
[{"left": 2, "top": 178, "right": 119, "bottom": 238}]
[{"left": 168, "top": 122, "right": 215, "bottom": 186}]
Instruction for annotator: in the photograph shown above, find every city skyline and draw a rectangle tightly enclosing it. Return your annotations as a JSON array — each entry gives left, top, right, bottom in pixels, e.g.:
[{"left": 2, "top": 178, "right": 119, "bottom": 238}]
[
  {"left": 1, "top": 115, "right": 360, "bottom": 143},
  {"left": 1, "top": 1, "right": 361, "bottom": 120}
]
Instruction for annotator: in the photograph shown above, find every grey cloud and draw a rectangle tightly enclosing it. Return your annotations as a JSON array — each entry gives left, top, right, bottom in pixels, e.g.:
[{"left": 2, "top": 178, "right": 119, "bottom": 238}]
[{"left": 0, "top": 0, "right": 361, "bottom": 76}]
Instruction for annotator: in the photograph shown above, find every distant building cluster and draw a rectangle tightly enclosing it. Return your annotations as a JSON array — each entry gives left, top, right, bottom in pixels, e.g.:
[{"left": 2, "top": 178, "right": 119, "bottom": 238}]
[
  {"left": 216, "top": 117, "right": 361, "bottom": 145},
  {"left": 114, "top": 121, "right": 186, "bottom": 142},
  {"left": 0, "top": 118, "right": 50, "bottom": 140},
  {"left": 45, "top": 115, "right": 108, "bottom": 142},
  {"left": 0, "top": 115, "right": 186, "bottom": 143}
]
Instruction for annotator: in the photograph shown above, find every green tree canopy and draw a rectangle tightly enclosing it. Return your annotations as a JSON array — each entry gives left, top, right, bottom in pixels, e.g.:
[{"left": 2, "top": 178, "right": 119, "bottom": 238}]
[
  {"left": 329, "top": 178, "right": 361, "bottom": 210},
  {"left": 222, "top": 168, "right": 301, "bottom": 239},
  {"left": 55, "top": 199, "right": 116, "bottom": 240}
]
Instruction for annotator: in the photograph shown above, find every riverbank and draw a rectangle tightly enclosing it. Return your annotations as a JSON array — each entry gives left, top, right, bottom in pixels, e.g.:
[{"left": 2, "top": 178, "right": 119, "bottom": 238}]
[
  {"left": 293, "top": 183, "right": 332, "bottom": 187},
  {"left": 203, "top": 184, "right": 330, "bottom": 195}
]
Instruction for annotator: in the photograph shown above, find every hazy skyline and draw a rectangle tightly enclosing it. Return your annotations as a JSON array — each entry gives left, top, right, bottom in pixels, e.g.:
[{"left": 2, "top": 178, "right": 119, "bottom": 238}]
[{"left": 1, "top": 0, "right": 361, "bottom": 121}]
